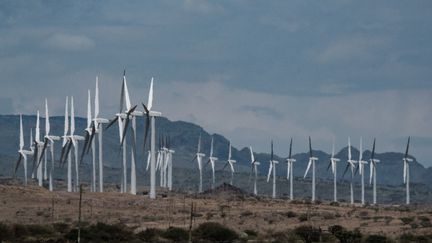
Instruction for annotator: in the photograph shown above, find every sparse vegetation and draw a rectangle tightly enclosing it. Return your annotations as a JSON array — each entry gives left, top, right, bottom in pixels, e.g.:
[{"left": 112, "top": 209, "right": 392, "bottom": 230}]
[
  {"left": 400, "top": 216, "right": 415, "bottom": 225},
  {"left": 161, "top": 227, "right": 189, "bottom": 241},
  {"left": 192, "top": 222, "right": 238, "bottom": 242},
  {"left": 328, "top": 225, "right": 362, "bottom": 243}
]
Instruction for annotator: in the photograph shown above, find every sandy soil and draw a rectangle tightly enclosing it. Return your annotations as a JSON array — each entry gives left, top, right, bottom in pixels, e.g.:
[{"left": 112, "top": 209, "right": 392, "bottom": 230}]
[{"left": 0, "top": 182, "right": 431, "bottom": 238}]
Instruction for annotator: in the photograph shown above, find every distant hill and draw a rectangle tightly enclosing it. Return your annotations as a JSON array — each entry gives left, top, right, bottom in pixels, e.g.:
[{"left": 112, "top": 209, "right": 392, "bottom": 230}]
[{"left": 0, "top": 114, "right": 431, "bottom": 189}]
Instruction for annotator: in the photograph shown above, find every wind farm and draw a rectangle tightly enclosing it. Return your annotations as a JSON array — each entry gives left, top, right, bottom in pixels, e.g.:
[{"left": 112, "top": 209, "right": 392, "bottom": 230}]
[{"left": 1, "top": 1, "right": 432, "bottom": 242}]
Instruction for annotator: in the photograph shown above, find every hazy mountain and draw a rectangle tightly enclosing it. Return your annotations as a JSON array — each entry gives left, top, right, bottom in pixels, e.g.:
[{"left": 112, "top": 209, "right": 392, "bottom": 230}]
[{"left": 0, "top": 114, "right": 430, "bottom": 188}]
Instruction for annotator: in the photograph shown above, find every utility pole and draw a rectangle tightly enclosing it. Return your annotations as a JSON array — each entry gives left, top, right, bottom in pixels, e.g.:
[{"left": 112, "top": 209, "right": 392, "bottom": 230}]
[
  {"left": 188, "top": 201, "right": 194, "bottom": 243},
  {"left": 78, "top": 184, "right": 83, "bottom": 243}
]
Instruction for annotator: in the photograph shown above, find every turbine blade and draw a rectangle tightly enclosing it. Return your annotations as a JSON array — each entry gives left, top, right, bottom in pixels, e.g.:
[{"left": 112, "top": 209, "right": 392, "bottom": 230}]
[
  {"left": 38, "top": 138, "right": 49, "bottom": 166},
  {"left": 354, "top": 163, "right": 360, "bottom": 175},
  {"left": 80, "top": 131, "right": 90, "bottom": 164},
  {"left": 86, "top": 122, "right": 96, "bottom": 154},
  {"left": 19, "top": 114, "right": 24, "bottom": 150},
  {"left": 147, "top": 77, "right": 154, "bottom": 111},
  {"left": 304, "top": 160, "right": 312, "bottom": 178},
  {"left": 342, "top": 163, "right": 350, "bottom": 178},
  {"left": 369, "top": 162, "right": 374, "bottom": 185},
  {"left": 249, "top": 146, "right": 254, "bottom": 163},
  {"left": 289, "top": 138, "right": 293, "bottom": 159},
  {"left": 267, "top": 163, "right": 273, "bottom": 182},
  {"left": 405, "top": 136, "right": 410, "bottom": 159},
  {"left": 45, "top": 99, "right": 50, "bottom": 135},
  {"left": 271, "top": 140, "right": 274, "bottom": 162},
  {"left": 309, "top": 136, "right": 313, "bottom": 158},
  {"left": 326, "top": 161, "right": 332, "bottom": 172},
  {"left": 120, "top": 70, "right": 125, "bottom": 113},
  {"left": 14, "top": 153, "right": 23, "bottom": 177},
  {"left": 142, "top": 103, "right": 150, "bottom": 155}
]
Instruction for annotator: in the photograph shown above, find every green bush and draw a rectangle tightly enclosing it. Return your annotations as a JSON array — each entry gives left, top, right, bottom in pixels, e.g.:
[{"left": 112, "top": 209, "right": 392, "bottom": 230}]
[
  {"left": 137, "top": 228, "right": 163, "bottom": 242},
  {"left": 294, "top": 225, "right": 320, "bottom": 243},
  {"left": 400, "top": 216, "right": 415, "bottom": 225},
  {"left": 364, "top": 234, "right": 391, "bottom": 243},
  {"left": 0, "top": 223, "right": 13, "bottom": 241},
  {"left": 284, "top": 211, "right": 297, "bottom": 218},
  {"left": 243, "top": 229, "right": 258, "bottom": 238},
  {"left": 162, "top": 227, "right": 189, "bottom": 242},
  {"left": 298, "top": 213, "right": 308, "bottom": 222},
  {"left": 65, "top": 223, "right": 135, "bottom": 242},
  {"left": 328, "top": 225, "right": 362, "bottom": 243},
  {"left": 193, "top": 222, "right": 238, "bottom": 242}
]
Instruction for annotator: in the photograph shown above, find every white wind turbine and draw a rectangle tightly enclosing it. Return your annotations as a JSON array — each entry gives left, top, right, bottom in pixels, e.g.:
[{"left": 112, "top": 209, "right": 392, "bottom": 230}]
[
  {"left": 39, "top": 99, "right": 60, "bottom": 191},
  {"left": 304, "top": 137, "right": 318, "bottom": 202},
  {"left": 33, "top": 110, "right": 43, "bottom": 187},
  {"left": 222, "top": 141, "right": 236, "bottom": 186},
  {"left": 60, "top": 97, "right": 84, "bottom": 192},
  {"left": 369, "top": 138, "right": 379, "bottom": 205},
  {"left": 342, "top": 137, "right": 357, "bottom": 205},
  {"left": 14, "top": 114, "right": 33, "bottom": 186},
  {"left": 164, "top": 137, "right": 175, "bottom": 191},
  {"left": 249, "top": 146, "right": 260, "bottom": 196},
  {"left": 354, "top": 137, "right": 368, "bottom": 205},
  {"left": 267, "top": 141, "right": 278, "bottom": 199},
  {"left": 402, "top": 137, "right": 412, "bottom": 205},
  {"left": 327, "top": 139, "right": 340, "bottom": 202},
  {"left": 93, "top": 77, "right": 110, "bottom": 193},
  {"left": 60, "top": 97, "right": 72, "bottom": 192},
  {"left": 286, "top": 138, "right": 295, "bottom": 200},
  {"left": 192, "top": 135, "right": 205, "bottom": 193},
  {"left": 205, "top": 136, "right": 218, "bottom": 189}
]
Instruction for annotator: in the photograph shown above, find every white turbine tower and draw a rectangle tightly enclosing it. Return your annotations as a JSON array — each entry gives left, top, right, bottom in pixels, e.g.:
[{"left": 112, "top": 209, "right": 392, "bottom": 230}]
[
  {"left": 14, "top": 114, "right": 33, "bottom": 186},
  {"left": 304, "top": 137, "right": 318, "bottom": 202},
  {"left": 286, "top": 138, "right": 295, "bottom": 200},
  {"left": 39, "top": 99, "right": 60, "bottom": 191},
  {"left": 205, "top": 136, "right": 218, "bottom": 189},
  {"left": 165, "top": 137, "right": 175, "bottom": 191},
  {"left": 60, "top": 97, "right": 84, "bottom": 192},
  {"left": 355, "top": 137, "right": 368, "bottom": 205},
  {"left": 141, "top": 77, "right": 162, "bottom": 199},
  {"left": 34, "top": 110, "right": 43, "bottom": 187},
  {"left": 93, "top": 77, "right": 110, "bottom": 193},
  {"left": 327, "top": 138, "right": 340, "bottom": 202},
  {"left": 192, "top": 135, "right": 205, "bottom": 193},
  {"left": 223, "top": 141, "right": 236, "bottom": 186},
  {"left": 60, "top": 97, "right": 72, "bottom": 192},
  {"left": 267, "top": 141, "right": 278, "bottom": 199},
  {"left": 369, "top": 138, "right": 379, "bottom": 205},
  {"left": 342, "top": 137, "right": 357, "bottom": 205},
  {"left": 403, "top": 137, "right": 412, "bottom": 205},
  {"left": 249, "top": 146, "right": 260, "bottom": 196}
]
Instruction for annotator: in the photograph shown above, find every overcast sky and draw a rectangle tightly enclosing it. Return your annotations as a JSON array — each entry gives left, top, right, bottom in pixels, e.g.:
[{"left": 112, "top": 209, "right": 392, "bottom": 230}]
[{"left": 1, "top": 0, "right": 431, "bottom": 166}]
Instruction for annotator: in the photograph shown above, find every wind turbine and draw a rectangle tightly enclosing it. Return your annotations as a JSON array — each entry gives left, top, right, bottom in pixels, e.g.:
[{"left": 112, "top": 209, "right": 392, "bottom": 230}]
[
  {"left": 403, "top": 137, "right": 412, "bottom": 205},
  {"left": 249, "top": 146, "right": 260, "bottom": 196},
  {"left": 342, "top": 137, "right": 357, "bottom": 205},
  {"left": 105, "top": 71, "right": 138, "bottom": 194},
  {"left": 60, "top": 97, "right": 84, "bottom": 192},
  {"left": 32, "top": 110, "right": 43, "bottom": 187},
  {"left": 205, "top": 136, "right": 218, "bottom": 189},
  {"left": 327, "top": 138, "right": 340, "bottom": 202},
  {"left": 267, "top": 141, "right": 278, "bottom": 199},
  {"left": 355, "top": 137, "right": 368, "bottom": 205},
  {"left": 141, "top": 77, "right": 162, "bottom": 199},
  {"left": 60, "top": 97, "right": 72, "bottom": 192},
  {"left": 369, "top": 138, "right": 379, "bottom": 205},
  {"left": 192, "top": 135, "right": 205, "bottom": 193},
  {"left": 80, "top": 90, "right": 97, "bottom": 192},
  {"left": 304, "top": 137, "right": 318, "bottom": 202},
  {"left": 39, "top": 99, "right": 60, "bottom": 191},
  {"left": 165, "top": 137, "right": 175, "bottom": 191},
  {"left": 286, "top": 138, "right": 295, "bottom": 200},
  {"left": 14, "top": 114, "right": 33, "bottom": 186},
  {"left": 92, "top": 77, "right": 110, "bottom": 192},
  {"left": 222, "top": 141, "right": 236, "bottom": 186}
]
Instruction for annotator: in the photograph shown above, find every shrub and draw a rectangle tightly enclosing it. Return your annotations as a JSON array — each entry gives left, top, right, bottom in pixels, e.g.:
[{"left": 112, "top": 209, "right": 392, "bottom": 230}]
[
  {"left": 400, "top": 216, "right": 415, "bottom": 225},
  {"left": 418, "top": 216, "right": 432, "bottom": 228},
  {"left": 328, "top": 225, "right": 362, "bottom": 243},
  {"left": 294, "top": 225, "right": 321, "bottom": 243},
  {"left": 137, "top": 228, "right": 163, "bottom": 242},
  {"left": 298, "top": 213, "right": 308, "bottom": 222},
  {"left": 0, "top": 223, "right": 13, "bottom": 241},
  {"left": 364, "top": 234, "right": 391, "bottom": 243},
  {"left": 193, "top": 222, "right": 238, "bottom": 242},
  {"left": 240, "top": 210, "right": 253, "bottom": 217},
  {"left": 243, "top": 229, "right": 258, "bottom": 238},
  {"left": 162, "top": 227, "right": 188, "bottom": 242},
  {"left": 284, "top": 211, "right": 297, "bottom": 218},
  {"left": 65, "top": 223, "right": 135, "bottom": 242},
  {"left": 330, "top": 201, "right": 340, "bottom": 206}
]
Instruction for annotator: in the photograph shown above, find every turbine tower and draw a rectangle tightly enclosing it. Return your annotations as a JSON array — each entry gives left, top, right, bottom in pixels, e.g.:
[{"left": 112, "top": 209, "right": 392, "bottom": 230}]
[
  {"left": 60, "top": 97, "right": 72, "bottom": 192},
  {"left": 14, "top": 114, "right": 33, "bottom": 186},
  {"left": 369, "top": 138, "right": 379, "bottom": 205},
  {"left": 249, "top": 146, "right": 260, "bottom": 196},
  {"left": 39, "top": 99, "right": 60, "bottom": 191},
  {"left": 33, "top": 110, "right": 43, "bottom": 187},
  {"left": 403, "top": 137, "right": 412, "bottom": 205},
  {"left": 93, "top": 77, "right": 110, "bottom": 192},
  {"left": 342, "top": 137, "right": 357, "bottom": 205},
  {"left": 165, "top": 137, "right": 175, "bottom": 191},
  {"left": 355, "top": 137, "right": 368, "bottom": 205},
  {"left": 141, "top": 77, "right": 162, "bottom": 199},
  {"left": 286, "top": 138, "right": 295, "bottom": 200},
  {"left": 327, "top": 138, "right": 339, "bottom": 202},
  {"left": 205, "top": 136, "right": 218, "bottom": 189},
  {"left": 304, "top": 137, "right": 318, "bottom": 202},
  {"left": 192, "top": 135, "right": 205, "bottom": 193},
  {"left": 267, "top": 140, "right": 278, "bottom": 199},
  {"left": 223, "top": 141, "right": 236, "bottom": 186}
]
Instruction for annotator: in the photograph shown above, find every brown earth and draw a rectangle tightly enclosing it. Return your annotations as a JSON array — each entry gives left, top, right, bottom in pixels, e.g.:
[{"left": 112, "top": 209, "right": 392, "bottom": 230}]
[{"left": 0, "top": 181, "right": 431, "bottom": 238}]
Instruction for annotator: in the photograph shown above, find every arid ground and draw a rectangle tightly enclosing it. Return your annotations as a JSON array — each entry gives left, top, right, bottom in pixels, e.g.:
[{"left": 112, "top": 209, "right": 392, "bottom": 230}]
[{"left": 1, "top": 181, "right": 431, "bottom": 240}]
